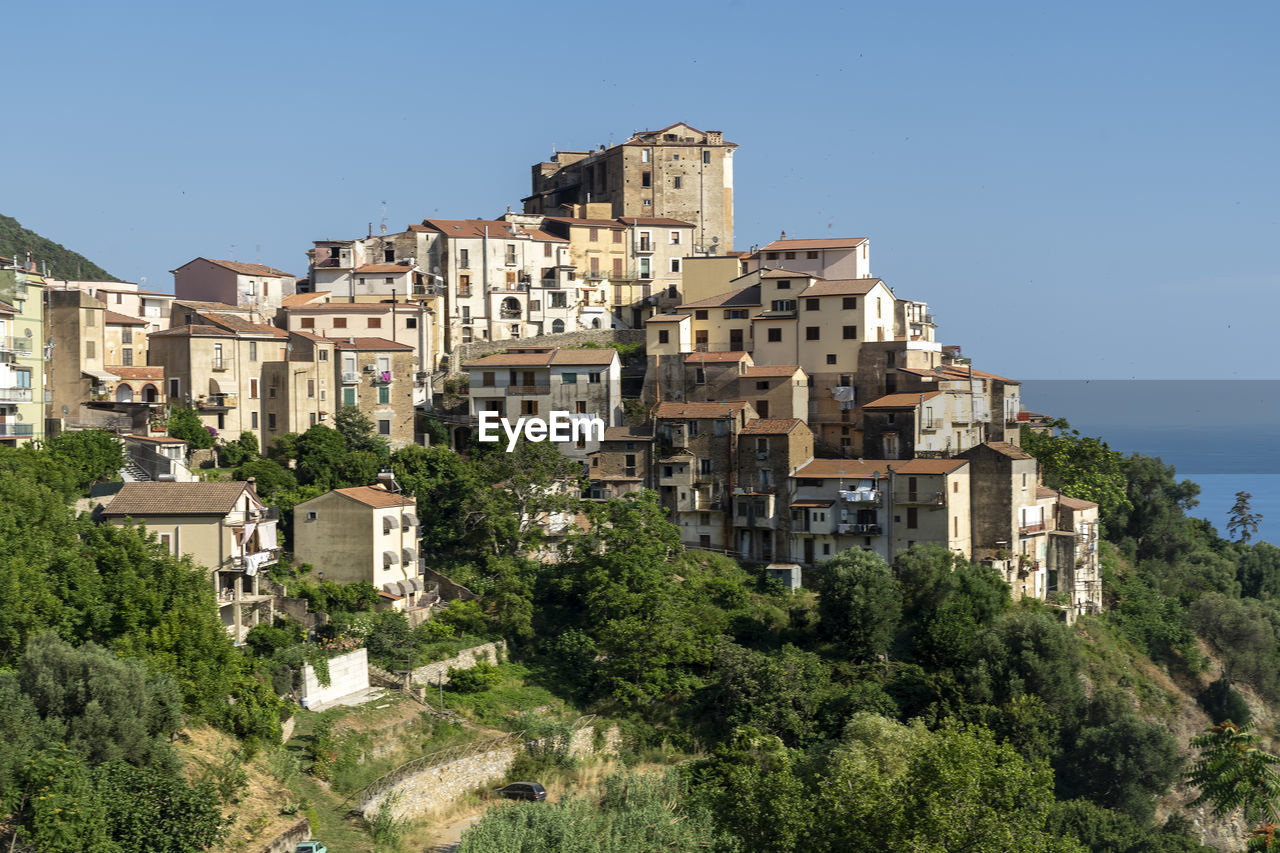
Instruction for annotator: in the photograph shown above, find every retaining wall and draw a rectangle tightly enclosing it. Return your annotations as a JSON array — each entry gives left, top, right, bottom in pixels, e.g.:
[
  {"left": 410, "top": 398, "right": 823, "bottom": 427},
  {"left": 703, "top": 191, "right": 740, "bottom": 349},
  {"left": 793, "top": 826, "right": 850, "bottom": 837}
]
[
  {"left": 299, "top": 647, "right": 369, "bottom": 708},
  {"left": 410, "top": 640, "right": 506, "bottom": 687},
  {"left": 255, "top": 817, "right": 311, "bottom": 853}
]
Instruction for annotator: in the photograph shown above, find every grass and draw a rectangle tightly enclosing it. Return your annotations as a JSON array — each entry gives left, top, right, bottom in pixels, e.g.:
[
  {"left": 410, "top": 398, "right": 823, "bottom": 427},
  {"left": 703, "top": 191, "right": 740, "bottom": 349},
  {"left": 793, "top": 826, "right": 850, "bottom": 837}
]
[
  {"left": 442, "top": 662, "right": 584, "bottom": 731},
  {"left": 1075, "top": 614, "right": 1184, "bottom": 722}
]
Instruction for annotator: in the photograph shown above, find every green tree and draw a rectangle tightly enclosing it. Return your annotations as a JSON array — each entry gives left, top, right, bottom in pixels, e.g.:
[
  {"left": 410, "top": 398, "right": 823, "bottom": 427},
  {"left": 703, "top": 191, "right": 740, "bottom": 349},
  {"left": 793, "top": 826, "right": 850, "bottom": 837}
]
[
  {"left": 1188, "top": 722, "right": 1280, "bottom": 834},
  {"left": 1229, "top": 490, "right": 1264, "bottom": 544},
  {"left": 219, "top": 430, "right": 259, "bottom": 467},
  {"left": 895, "top": 544, "right": 1009, "bottom": 668},
  {"left": 293, "top": 424, "right": 348, "bottom": 489},
  {"left": 232, "top": 456, "right": 297, "bottom": 500},
  {"left": 165, "top": 404, "right": 213, "bottom": 449},
  {"left": 1021, "top": 420, "right": 1131, "bottom": 531},
  {"left": 817, "top": 548, "right": 901, "bottom": 661},
  {"left": 44, "top": 429, "right": 125, "bottom": 491},
  {"left": 334, "top": 404, "right": 390, "bottom": 457}
]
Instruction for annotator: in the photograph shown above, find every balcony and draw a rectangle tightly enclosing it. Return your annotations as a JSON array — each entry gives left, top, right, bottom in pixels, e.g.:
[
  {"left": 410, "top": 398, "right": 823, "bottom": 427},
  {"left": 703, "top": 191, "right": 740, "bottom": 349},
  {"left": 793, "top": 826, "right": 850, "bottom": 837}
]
[
  {"left": 226, "top": 507, "right": 280, "bottom": 525},
  {"left": 342, "top": 371, "right": 359, "bottom": 384},
  {"left": 838, "top": 523, "right": 882, "bottom": 535},
  {"left": 197, "top": 393, "right": 238, "bottom": 409},
  {"left": 583, "top": 269, "right": 608, "bottom": 281},
  {"left": 839, "top": 488, "right": 881, "bottom": 503},
  {"left": 0, "top": 337, "right": 33, "bottom": 354},
  {"left": 458, "top": 286, "right": 473, "bottom": 298},
  {"left": 211, "top": 358, "right": 228, "bottom": 371},
  {"left": 314, "top": 257, "right": 349, "bottom": 269},
  {"left": 230, "top": 548, "right": 280, "bottom": 572},
  {"left": 371, "top": 371, "right": 392, "bottom": 385},
  {"left": 0, "top": 423, "right": 34, "bottom": 437},
  {"left": 500, "top": 309, "right": 521, "bottom": 319},
  {"left": 0, "top": 387, "right": 33, "bottom": 403},
  {"left": 897, "top": 491, "right": 944, "bottom": 506},
  {"left": 540, "top": 277, "right": 560, "bottom": 288},
  {"left": 506, "top": 384, "right": 550, "bottom": 396},
  {"left": 636, "top": 240, "right": 653, "bottom": 254},
  {"left": 1019, "top": 522, "right": 1046, "bottom": 535}
]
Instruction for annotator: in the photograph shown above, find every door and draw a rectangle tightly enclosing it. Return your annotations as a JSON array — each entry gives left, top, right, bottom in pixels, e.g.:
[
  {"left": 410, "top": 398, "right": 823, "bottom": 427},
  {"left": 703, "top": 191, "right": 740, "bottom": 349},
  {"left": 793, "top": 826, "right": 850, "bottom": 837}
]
[
  {"left": 883, "top": 433, "right": 900, "bottom": 459},
  {"left": 695, "top": 330, "right": 709, "bottom": 352},
  {"left": 730, "top": 328, "right": 744, "bottom": 350},
  {"left": 803, "top": 538, "right": 815, "bottom": 564}
]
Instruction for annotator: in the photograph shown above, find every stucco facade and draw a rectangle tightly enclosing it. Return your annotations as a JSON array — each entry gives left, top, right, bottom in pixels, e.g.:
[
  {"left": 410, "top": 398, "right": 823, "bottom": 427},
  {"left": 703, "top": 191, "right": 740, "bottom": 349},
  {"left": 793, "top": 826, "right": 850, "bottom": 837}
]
[
  {"left": 172, "top": 258, "right": 295, "bottom": 322},
  {"left": 0, "top": 267, "right": 46, "bottom": 444}
]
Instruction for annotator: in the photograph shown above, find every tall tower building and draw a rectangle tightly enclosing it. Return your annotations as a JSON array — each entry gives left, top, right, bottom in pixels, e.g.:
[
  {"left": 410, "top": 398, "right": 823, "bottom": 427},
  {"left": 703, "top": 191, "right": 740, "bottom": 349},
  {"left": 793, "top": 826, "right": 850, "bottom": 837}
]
[{"left": 525, "top": 122, "right": 736, "bottom": 252}]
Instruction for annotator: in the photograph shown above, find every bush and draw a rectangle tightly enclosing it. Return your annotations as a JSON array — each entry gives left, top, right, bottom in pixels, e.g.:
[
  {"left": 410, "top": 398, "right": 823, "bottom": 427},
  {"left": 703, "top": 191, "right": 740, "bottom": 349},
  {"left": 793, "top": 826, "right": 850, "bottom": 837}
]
[{"left": 447, "top": 661, "right": 502, "bottom": 693}]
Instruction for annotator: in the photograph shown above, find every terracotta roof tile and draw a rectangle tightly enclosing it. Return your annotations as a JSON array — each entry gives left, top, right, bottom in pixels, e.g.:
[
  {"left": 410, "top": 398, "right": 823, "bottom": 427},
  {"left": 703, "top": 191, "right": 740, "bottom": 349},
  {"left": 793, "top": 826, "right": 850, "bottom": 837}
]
[
  {"left": 966, "top": 441, "right": 1034, "bottom": 460},
  {"left": 550, "top": 349, "right": 618, "bottom": 366},
  {"left": 331, "top": 336, "right": 413, "bottom": 352},
  {"left": 201, "top": 312, "right": 289, "bottom": 338},
  {"left": 148, "top": 323, "right": 233, "bottom": 338},
  {"left": 109, "top": 366, "right": 165, "bottom": 380},
  {"left": 741, "top": 418, "right": 804, "bottom": 435},
  {"left": 1058, "top": 495, "right": 1098, "bottom": 511},
  {"left": 104, "top": 310, "right": 146, "bottom": 326},
  {"left": 795, "top": 459, "right": 892, "bottom": 479},
  {"left": 602, "top": 425, "right": 653, "bottom": 441},
  {"left": 755, "top": 237, "right": 868, "bottom": 253},
  {"left": 354, "top": 264, "right": 415, "bottom": 274},
  {"left": 330, "top": 485, "right": 416, "bottom": 508},
  {"left": 178, "top": 258, "right": 293, "bottom": 278},
  {"left": 281, "top": 291, "right": 330, "bottom": 307},
  {"left": 801, "top": 278, "right": 885, "bottom": 297},
  {"left": 102, "top": 482, "right": 255, "bottom": 516},
  {"left": 464, "top": 351, "right": 553, "bottom": 368},
  {"left": 742, "top": 364, "right": 801, "bottom": 377},
  {"left": 759, "top": 268, "right": 821, "bottom": 280},
  {"left": 173, "top": 299, "right": 242, "bottom": 312},
  {"left": 416, "top": 219, "right": 567, "bottom": 242},
  {"left": 863, "top": 391, "right": 942, "bottom": 408},
  {"left": 791, "top": 499, "right": 836, "bottom": 508},
  {"left": 615, "top": 217, "right": 695, "bottom": 227},
  {"left": 679, "top": 285, "right": 762, "bottom": 309},
  {"left": 654, "top": 401, "right": 749, "bottom": 419},
  {"left": 891, "top": 459, "right": 968, "bottom": 475},
  {"left": 125, "top": 433, "right": 188, "bottom": 444},
  {"left": 645, "top": 313, "right": 689, "bottom": 322}
]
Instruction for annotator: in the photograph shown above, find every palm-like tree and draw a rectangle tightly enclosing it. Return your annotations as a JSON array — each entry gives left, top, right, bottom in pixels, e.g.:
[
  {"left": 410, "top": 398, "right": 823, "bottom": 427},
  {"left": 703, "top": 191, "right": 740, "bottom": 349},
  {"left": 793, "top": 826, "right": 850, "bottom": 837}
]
[{"left": 1189, "top": 722, "right": 1280, "bottom": 849}]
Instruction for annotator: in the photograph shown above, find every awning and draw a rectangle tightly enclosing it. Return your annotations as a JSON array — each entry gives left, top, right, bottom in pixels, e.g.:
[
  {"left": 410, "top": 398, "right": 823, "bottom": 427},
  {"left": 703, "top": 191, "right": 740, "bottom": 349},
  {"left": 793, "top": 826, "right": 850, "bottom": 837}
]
[
  {"left": 382, "top": 578, "right": 426, "bottom": 597},
  {"left": 383, "top": 550, "right": 397, "bottom": 567},
  {"left": 83, "top": 369, "right": 120, "bottom": 383},
  {"left": 790, "top": 500, "right": 835, "bottom": 508}
]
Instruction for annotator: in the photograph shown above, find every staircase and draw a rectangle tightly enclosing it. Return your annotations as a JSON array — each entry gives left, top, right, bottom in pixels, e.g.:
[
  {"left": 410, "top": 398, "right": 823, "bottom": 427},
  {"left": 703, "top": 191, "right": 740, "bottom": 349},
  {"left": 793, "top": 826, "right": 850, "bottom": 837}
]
[{"left": 121, "top": 459, "right": 151, "bottom": 482}]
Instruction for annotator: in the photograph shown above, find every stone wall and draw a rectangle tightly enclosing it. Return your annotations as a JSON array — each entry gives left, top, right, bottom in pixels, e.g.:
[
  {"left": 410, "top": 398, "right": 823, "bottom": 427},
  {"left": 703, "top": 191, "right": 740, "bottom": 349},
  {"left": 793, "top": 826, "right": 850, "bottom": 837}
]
[
  {"left": 299, "top": 647, "right": 369, "bottom": 708},
  {"left": 255, "top": 817, "right": 311, "bottom": 853},
  {"left": 448, "top": 329, "right": 644, "bottom": 375},
  {"left": 410, "top": 640, "right": 506, "bottom": 687},
  {"left": 362, "top": 724, "right": 620, "bottom": 820}
]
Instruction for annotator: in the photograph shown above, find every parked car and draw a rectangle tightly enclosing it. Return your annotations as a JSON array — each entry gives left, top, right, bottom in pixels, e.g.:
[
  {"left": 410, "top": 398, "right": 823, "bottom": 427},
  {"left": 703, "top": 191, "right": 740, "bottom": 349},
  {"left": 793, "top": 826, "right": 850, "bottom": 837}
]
[
  {"left": 493, "top": 781, "right": 547, "bottom": 802},
  {"left": 294, "top": 844, "right": 327, "bottom": 853}
]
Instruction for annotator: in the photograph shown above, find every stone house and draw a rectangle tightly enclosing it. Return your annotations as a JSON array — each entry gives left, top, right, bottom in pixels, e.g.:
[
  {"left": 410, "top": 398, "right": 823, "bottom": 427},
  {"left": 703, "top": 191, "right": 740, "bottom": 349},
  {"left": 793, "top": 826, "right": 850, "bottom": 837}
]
[
  {"left": 100, "top": 481, "right": 278, "bottom": 644},
  {"left": 957, "top": 441, "right": 1049, "bottom": 602},
  {"left": 45, "top": 289, "right": 111, "bottom": 416},
  {"left": 333, "top": 337, "right": 417, "bottom": 450},
  {"left": 732, "top": 418, "right": 814, "bottom": 562},
  {"left": 588, "top": 425, "right": 653, "bottom": 499}
]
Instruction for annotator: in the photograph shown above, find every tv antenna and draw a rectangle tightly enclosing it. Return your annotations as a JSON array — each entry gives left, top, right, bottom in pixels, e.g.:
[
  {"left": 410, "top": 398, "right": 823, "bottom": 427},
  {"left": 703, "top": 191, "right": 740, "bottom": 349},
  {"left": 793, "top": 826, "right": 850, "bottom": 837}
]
[{"left": 380, "top": 200, "right": 388, "bottom": 234}]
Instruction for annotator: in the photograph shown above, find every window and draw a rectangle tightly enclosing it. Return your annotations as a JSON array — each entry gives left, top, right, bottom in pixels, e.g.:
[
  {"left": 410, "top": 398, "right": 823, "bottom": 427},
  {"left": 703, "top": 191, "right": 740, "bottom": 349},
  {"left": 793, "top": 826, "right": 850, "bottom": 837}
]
[
  {"left": 459, "top": 248, "right": 470, "bottom": 269},
  {"left": 843, "top": 297, "right": 857, "bottom": 310},
  {"left": 765, "top": 252, "right": 778, "bottom": 260},
  {"left": 695, "top": 310, "right": 708, "bottom": 320},
  {"left": 688, "top": 420, "right": 700, "bottom": 437},
  {"left": 670, "top": 258, "right": 681, "bottom": 273},
  {"left": 267, "top": 413, "right": 277, "bottom": 430},
  {"left": 1022, "top": 473, "right": 1028, "bottom": 489},
  {"left": 639, "top": 258, "right": 651, "bottom": 279},
  {"left": 562, "top": 372, "right": 578, "bottom": 384},
  {"left": 121, "top": 327, "right": 133, "bottom": 344},
  {"left": 589, "top": 227, "right": 599, "bottom": 242},
  {"left": 703, "top": 150, "right": 711, "bottom": 164},
  {"left": 522, "top": 400, "right": 538, "bottom": 416},
  {"left": 575, "top": 400, "right": 587, "bottom": 414},
  {"left": 670, "top": 231, "right": 681, "bottom": 245},
  {"left": 343, "top": 387, "right": 355, "bottom": 406},
  {"left": 306, "top": 511, "right": 318, "bottom": 521},
  {"left": 543, "top": 243, "right": 552, "bottom": 258},
  {"left": 658, "top": 330, "right": 670, "bottom": 344},
  {"left": 641, "top": 171, "right": 652, "bottom": 188},
  {"left": 776, "top": 280, "right": 791, "bottom": 289},
  {"left": 724, "top": 309, "right": 748, "bottom": 319},
  {"left": 158, "top": 532, "right": 172, "bottom": 553},
  {"left": 641, "top": 148, "right": 651, "bottom": 163},
  {"left": 612, "top": 230, "right": 622, "bottom": 244},
  {"left": 673, "top": 177, "right": 683, "bottom": 189},
  {"left": 767, "top": 328, "right": 782, "bottom": 343},
  {"left": 672, "top": 153, "right": 679, "bottom": 161},
  {"left": 907, "top": 507, "right": 918, "bottom": 529},
  {"left": 953, "top": 480, "right": 960, "bottom": 493},
  {"left": 826, "top": 354, "right": 837, "bottom": 365},
  {"left": 700, "top": 458, "right": 712, "bottom": 475},
  {"left": 250, "top": 378, "right": 259, "bottom": 399},
  {"left": 843, "top": 326, "right": 857, "bottom": 339},
  {"left": 405, "top": 317, "right": 416, "bottom": 329},
  {"left": 699, "top": 534, "right": 711, "bottom": 547},
  {"left": 319, "top": 349, "right": 328, "bottom": 361},
  {"left": 589, "top": 372, "right": 601, "bottom": 384},
  {"left": 168, "top": 378, "right": 180, "bottom": 397},
  {"left": 378, "top": 419, "right": 391, "bottom": 435},
  {"left": 770, "top": 299, "right": 796, "bottom": 312},
  {"left": 85, "top": 310, "right": 96, "bottom": 327},
  {"left": 377, "top": 356, "right": 390, "bottom": 374},
  {"left": 756, "top": 381, "right": 769, "bottom": 390},
  {"left": 461, "top": 305, "right": 471, "bottom": 322},
  {"left": 550, "top": 292, "right": 567, "bottom": 308},
  {"left": 807, "top": 251, "right": 819, "bottom": 259},
  {"left": 333, "top": 318, "right": 347, "bottom": 329},
  {"left": 121, "top": 348, "right": 133, "bottom": 365},
  {"left": 695, "top": 368, "right": 706, "bottom": 384},
  {"left": 250, "top": 411, "right": 259, "bottom": 429},
  {"left": 86, "top": 340, "right": 96, "bottom": 358},
  {"left": 307, "top": 379, "right": 315, "bottom": 398},
  {"left": 806, "top": 298, "right": 820, "bottom": 311},
  {"left": 505, "top": 244, "right": 517, "bottom": 265},
  {"left": 806, "top": 327, "right": 820, "bottom": 341},
  {"left": 368, "top": 317, "right": 382, "bottom": 329},
  {"left": 378, "top": 386, "right": 390, "bottom": 404}
]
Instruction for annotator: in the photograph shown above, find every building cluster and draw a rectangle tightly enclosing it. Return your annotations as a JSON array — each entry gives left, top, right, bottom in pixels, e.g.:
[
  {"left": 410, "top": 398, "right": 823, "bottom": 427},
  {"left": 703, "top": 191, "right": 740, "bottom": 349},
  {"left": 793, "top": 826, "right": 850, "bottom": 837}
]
[{"left": 4, "top": 120, "right": 1101, "bottom": 630}]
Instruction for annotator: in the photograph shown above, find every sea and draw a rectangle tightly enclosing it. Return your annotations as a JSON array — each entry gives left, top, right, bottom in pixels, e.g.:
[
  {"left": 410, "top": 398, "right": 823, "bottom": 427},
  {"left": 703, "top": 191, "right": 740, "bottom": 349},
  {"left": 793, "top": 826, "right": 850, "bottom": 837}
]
[{"left": 1021, "top": 381, "right": 1280, "bottom": 546}]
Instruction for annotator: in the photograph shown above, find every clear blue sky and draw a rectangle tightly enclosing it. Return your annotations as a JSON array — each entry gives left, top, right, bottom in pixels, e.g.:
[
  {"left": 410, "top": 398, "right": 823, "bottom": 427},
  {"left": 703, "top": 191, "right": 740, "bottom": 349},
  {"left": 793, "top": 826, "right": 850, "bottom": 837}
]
[{"left": 5, "top": 0, "right": 1277, "bottom": 379}]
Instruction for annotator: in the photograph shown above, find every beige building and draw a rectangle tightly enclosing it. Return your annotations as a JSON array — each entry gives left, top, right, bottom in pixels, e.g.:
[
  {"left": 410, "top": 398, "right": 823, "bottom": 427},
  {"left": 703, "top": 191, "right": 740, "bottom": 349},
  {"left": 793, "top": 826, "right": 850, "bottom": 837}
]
[
  {"left": 745, "top": 236, "right": 872, "bottom": 280},
  {"left": 293, "top": 480, "right": 433, "bottom": 613},
  {"left": 104, "top": 310, "right": 147, "bottom": 369},
  {"left": 147, "top": 309, "right": 289, "bottom": 438},
  {"left": 1042, "top": 488, "right": 1103, "bottom": 620},
  {"left": 259, "top": 331, "right": 339, "bottom": 442},
  {"left": 526, "top": 122, "right": 737, "bottom": 252},
  {"left": 100, "top": 481, "right": 278, "bottom": 643},
  {"left": 46, "top": 280, "right": 174, "bottom": 333},
  {"left": 172, "top": 258, "right": 295, "bottom": 322},
  {"left": 45, "top": 289, "right": 112, "bottom": 418}
]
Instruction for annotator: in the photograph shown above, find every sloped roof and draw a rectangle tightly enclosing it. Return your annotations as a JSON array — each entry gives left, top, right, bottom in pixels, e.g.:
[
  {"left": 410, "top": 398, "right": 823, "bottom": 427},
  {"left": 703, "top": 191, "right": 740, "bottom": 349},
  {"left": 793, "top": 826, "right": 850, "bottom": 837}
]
[
  {"left": 148, "top": 323, "right": 233, "bottom": 338},
  {"left": 109, "top": 366, "right": 165, "bottom": 380},
  {"left": 332, "top": 337, "right": 413, "bottom": 352},
  {"left": 201, "top": 312, "right": 289, "bottom": 338},
  {"left": 743, "top": 364, "right": 801, "bottom": 378},
  {"left": 415, "top": 219, "right": 567, "bottom": 242},
  {"left": 104, "top": 310, "right": 146, "bottom": 326},
  {"left": 795, "top": 459, "right": 891, "bottom": 479},
  {"left": 756, "top": 237, "right": 868, "bottom": 253},
  {"left": 966, "top": 441, "right": 1034, "bottom": 460},
  {"left": 863, "top": 391, "right": 942, "bottom": 409},
  {"left": 550, "top": 348, "right": 618, "bottom": 366},
  {"left": 176, "top": 258, "right": 293, "bottom": 277},
  {"left": 330, "top": 485, "right": 416, "bottom": 508},
  {"left": 602, "top": 425, "right": 653, "bottom": 441},
  {"left": 741, "top": 418, "right": 805, "bottom": 435},
  {"left": 464, "top": 351, "right": 553, "bottom": 368},
  {"left": 801, "top": 278, "right": 885, "bottom": 297},
  {"left": 892, "top": 459, "right": 969, "bottom": 475},
  {"left": 685, "top": 351, "right": 749, "bottom": 364},
  {"left": 281, "top": 291, "right": 331, "bottom": 307},
  {"left": 645, "top": 313, "right": 690, "bottom": 323},
  {"left": 679, "top": 285, "right": 762, "bottom": 310},
  {"left": 654, "top": 401, "right": 749, "bottom": 419},
  {"left": 102, "top": 482, "right": 254, "bottom": 516},
  {"left": 354, "top": 264, "right": 414, "bottom": 274}
]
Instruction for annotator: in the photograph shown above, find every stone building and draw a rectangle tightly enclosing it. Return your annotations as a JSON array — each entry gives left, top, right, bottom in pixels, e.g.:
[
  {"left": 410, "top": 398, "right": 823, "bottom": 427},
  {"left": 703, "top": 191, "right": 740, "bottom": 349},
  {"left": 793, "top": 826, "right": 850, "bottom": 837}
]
[
  {"left": 45, "top": 279, "right": 173, "bottom": 334},
  {"left": 333, "top": 337, "right": 417, "bottom": 450},
  {"left": 525, "top": 122, "right": 737, "bottom": 252},
  {"left": 732, "top": 418, "right": 814, "bottom": 562},
  {"left": 588, "top": 425, "right": 653, "bottom": 499},
  {"left": 957, "top": 441, "right": 1049, "bottom": 602},
  {"left": 45, "top": 289, "right": 111, "bottom": 418}
]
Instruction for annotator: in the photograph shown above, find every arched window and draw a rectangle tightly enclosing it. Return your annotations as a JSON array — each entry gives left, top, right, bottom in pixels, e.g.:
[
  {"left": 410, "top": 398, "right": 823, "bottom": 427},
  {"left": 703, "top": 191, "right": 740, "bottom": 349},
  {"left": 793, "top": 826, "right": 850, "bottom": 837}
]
[
  {"left": 142, "top": 384, "right": 158, "bottom": 403},
  {"left": 115, "top": 384, "right": 134, "bottom": 403},
  {"left": 501, "top": 297, "right": 520, "bottom": 314},
  {"left": 551, "top": 319, "right": 565, "bottom": 333},
  {"left": 591, "top": 318, "right": 601, "bottom": 329}
]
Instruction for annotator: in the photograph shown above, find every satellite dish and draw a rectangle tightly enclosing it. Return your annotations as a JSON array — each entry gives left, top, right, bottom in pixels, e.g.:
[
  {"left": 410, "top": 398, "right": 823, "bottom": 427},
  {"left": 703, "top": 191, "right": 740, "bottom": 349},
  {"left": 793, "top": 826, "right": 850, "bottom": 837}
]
[
  {"left": 24, "top": 328, "right": 32, "bottom": 338},
  {"left": 712, "top": 236, "right": 719, "bottom": 243},
  {"left": 61, "top": 405, "right": 69, "bottom": 415}
]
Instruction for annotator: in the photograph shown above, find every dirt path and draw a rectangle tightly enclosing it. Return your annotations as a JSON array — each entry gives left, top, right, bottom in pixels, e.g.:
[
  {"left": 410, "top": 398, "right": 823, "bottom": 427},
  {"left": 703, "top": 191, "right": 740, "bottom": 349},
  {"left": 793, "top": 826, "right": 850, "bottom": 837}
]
[{"left": 422, "top": 808, "right": 486, "bottom": 852}]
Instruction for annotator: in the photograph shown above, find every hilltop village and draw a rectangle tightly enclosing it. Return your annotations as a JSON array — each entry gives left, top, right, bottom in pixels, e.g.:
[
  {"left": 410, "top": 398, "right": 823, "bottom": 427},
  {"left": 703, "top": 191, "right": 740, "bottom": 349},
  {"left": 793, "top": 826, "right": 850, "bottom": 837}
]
[{"left": 0, "top": 122, "right": 1101, "bottom": 629}]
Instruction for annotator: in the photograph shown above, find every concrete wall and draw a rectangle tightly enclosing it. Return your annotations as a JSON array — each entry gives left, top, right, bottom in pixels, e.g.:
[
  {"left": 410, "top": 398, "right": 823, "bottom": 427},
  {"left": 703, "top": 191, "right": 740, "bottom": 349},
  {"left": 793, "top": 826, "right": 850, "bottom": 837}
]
[
  {"left": 300, "top": 647, "right": 369, "bottom": 708},
  {"left": 410, "top": 640, "right": 506, "bottom": 686}
]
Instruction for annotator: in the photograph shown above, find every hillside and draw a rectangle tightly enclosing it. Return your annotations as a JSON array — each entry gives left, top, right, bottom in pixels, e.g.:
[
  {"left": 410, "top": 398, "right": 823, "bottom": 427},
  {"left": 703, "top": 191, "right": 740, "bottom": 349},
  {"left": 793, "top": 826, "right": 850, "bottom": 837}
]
[{"left": 0, "top": 212, "right": 120, "bottom": 281}]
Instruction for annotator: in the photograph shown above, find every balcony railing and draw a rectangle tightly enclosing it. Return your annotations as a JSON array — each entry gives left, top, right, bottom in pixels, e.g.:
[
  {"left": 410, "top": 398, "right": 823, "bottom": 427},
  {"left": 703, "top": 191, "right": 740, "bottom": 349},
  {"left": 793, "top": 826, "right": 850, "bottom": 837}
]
[
  {"left": 500, "top": 309, "right": 521, "bottom": 319},
  {"left": 371, "top": 371, "right": 392, "bottom": 384},
  {"left": 839, "top": 488, "right": 881, "bottom": 503},
  {"left": 341, "top": 371, "right": 359, "bottom": 384},
  {"left": 231, "top": 548, "right": 280, "bottom": 571},
  {"left": 197, "top": 393, "right": 238, "bottom": 409},
  {"left": 0, "top": 337, "right": 33, "bottom": 354},
  {"left": 0, "top": 387, "right": 34, "bottom": 402},
  {"left": 457, "top": 286, "right": 473, "bottom": 298},
  {"left": 506, "top": 384, "right": 550, "bottom": 395},
  {"left": 0, "top": 423, "right": 34, "bottom": 437},
  {"left": 226, "top": 507, "right": 280, "bottom": 525},
  {"left": 314, "top": 257, "right": 348, "bottom": 268},
  {"left": 838, "top": 522, "right": 882, "bottom": 535},
  {"left": 583, "top": 269, "right": 608, "bottom": 281},
  {"left": 211, "top": 358, "right": 227, "bottom": 371},
  {"left": 1019, "top": 522, "right": 1046, "bottom": 535},
  {"left": 540, "top": 277, "right": 560, "bottom": 288}
]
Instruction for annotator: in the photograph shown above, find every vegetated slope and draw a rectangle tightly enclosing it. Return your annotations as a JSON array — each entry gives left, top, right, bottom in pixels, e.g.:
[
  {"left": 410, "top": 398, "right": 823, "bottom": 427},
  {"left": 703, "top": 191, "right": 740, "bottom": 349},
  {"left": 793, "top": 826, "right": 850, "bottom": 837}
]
[{"left": 0, "top": 212, "right": 120, "bottom": 280}]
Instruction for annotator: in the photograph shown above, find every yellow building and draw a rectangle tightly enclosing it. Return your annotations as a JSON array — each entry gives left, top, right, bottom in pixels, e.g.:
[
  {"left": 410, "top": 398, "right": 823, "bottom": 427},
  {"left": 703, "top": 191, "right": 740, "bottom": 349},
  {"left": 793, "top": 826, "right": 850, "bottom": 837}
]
[{"left": 0, "top": 265, "right": 47, "bottom": 444}]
